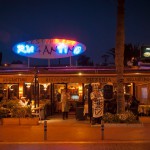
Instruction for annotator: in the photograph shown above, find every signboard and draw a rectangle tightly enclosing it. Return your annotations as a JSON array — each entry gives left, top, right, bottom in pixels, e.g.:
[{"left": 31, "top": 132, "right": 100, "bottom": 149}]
[
  {"left": 12, "top": 38, "right": 86, "bottom": 59},
  {"left": 0, "top": 77, "right": 33, "bottom": 83},
  {"left": 141, "top": 46, "right": 150, "bottom": 59},
  {"left": 1, "top": 76, "right": 150, "bottom": 84},
  {"left": 125, "top": 76, "right": 150, "bottom": 83},
  {"left": 39, "top": 76, "right": 116, "bottom": 83}
]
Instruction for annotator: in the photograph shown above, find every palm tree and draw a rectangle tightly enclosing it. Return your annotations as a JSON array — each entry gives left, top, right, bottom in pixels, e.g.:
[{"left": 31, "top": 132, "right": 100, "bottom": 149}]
[
  {"left": 115, "top": 0, "right": 125, "bottom": 113},
  {"left": 101, "top": 54, "right": 109, "bottom": 66},
  {"left": 124, "top": 43, "right": 140, "bottom": 66},
  {"left": 106, "top": 43, "right": 141, "bottom": 66},
  {"left": 107, "top": 48, "right": 115, "bottom": 60},
  {"left": 77, "top": 54, "right": 93, "bottom": 66}
]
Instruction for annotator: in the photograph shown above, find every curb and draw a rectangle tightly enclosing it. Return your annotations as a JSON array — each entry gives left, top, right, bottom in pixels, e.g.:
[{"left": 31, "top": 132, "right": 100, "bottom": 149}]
[
  {"left": 0, "top": 140, "right": 150, "bottom": 144},
  {"left": 91, "top": 123, "right": 144, "bottom": 127}
]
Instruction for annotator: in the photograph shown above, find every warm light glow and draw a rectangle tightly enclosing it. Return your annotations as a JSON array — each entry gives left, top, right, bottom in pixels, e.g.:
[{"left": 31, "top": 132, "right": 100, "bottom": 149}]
[
  {"left": 9, "top": 84, "right": 15, "bottom": 90},
  {"left": 107, "top": 82, "right": 113, "bottom": 85},
  {"left": 146, "top": 48, "right": 150, "bottom": 50},
  {"left": 25, "top": 83, "right": 31, "bottom": 88},
  {"left": 19, "top": 87, "right": 23, "bottom": 92},
  {"left": 41, "top": 83, "right": 50, "bottom": 91},
  {"left": 143, "top": 52, "right": 150, "bottom": 57},
  {"left": 78, "top": 85, "right": 83, "bottom": 101},
  {"left": 141, "top": 46, "right": 150, "bottom": 58},
  {"left": 19, "top": 85, "right": 23, "bottom": 98},
  {"left": 53, "top": 39, "right": 76, "bottom": 46},
  {"left": 4, "top": 63, "right": 8, "bottom": 67},
  {"left": 78, "top": 85, "right": 83, "bottom": 97},
  {"left": 9, "top": 85, "right": 12, "bottom": 89},
  {"left": 79, "top": 86, "right": 82, "bottom": 91}
]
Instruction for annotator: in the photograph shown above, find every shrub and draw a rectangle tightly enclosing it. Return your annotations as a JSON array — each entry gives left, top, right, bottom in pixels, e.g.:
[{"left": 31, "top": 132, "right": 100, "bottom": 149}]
[
  {"left": 2, "top": 100, "right": 20, "bottom": 109},
  {"left": 0, "top": 108, "right": 10, "bottom": 118},
  {"left": 102, "top": 111, "right": 139, "bottom": 123},
  {"left": 11, "top": 106, "right": 32, "bottom": 118},
  {"left": 102, "top": 113, "right": 115, "bottom": 123},
  {"left": 0, "top": 100, "right": 32, "bottom": 118}
]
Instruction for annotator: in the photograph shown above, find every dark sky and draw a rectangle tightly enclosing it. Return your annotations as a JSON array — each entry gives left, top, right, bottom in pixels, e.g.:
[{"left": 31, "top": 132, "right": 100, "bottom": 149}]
[{"left": 0, "top": 0, "right": 150, "bottom": 66}]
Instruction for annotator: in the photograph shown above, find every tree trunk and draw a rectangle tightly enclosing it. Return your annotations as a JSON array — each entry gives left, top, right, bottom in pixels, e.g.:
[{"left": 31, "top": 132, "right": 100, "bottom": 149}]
[{"left": 115, "top": 0, "right": 125, "bottom": 113}]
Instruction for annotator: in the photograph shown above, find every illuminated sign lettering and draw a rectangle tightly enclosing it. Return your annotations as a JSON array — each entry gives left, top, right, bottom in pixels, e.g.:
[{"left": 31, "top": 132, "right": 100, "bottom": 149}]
[
  {"left": 73, "top": 46, "right": 81, "bottom": 54},
  {"left": 141, "top": 46, "right": 150, "bottom": 58},
  {"left": 2, "top": 77, "right": 27, "bottom": 83},
  {"left": 143, "top": 52, "right": 150, "bottom": 57},
  {"left": 16, "top": 44, "right": 35, "bottom": 54},
  {"left": 146, "top": 48, "right": 150, "bottom": 50},
  {"left": 125, "top": 77, "right": 150, "bottom": 82},
  {"left": 86, "top": 77, "right": 113, "bottom": 83},
  {"left": 12, "top": 38, "right": 86, "bottom": 59},
  {"left": 57, "top": 43, "right": 68, "bottom": 54}
]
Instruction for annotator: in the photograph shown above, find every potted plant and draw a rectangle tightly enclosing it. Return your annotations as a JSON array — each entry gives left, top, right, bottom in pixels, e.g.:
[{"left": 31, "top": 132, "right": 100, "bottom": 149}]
[
  {"left": 0, "top": 107, "right": 10, "bottom": 125},
  {"left": 0, "top": 100, "right": 39, "bottom": 125},
  {"left": 14, "top": 106, "right": 39, "bottom": 125}
]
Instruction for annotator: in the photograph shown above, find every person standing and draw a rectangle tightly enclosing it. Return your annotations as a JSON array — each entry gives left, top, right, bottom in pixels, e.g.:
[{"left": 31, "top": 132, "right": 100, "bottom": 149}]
[
  {"left": 56, "top": 90, "right": 61, "bottom": 113},
  {"left": 90, "top": 87, "right": 104, "bottom": 125},
  {"left": 130, "top": 95, "right": 139, "bottom": 115},
  {"left": 61, "top": 89, "right": 70, "bottom": 120}
]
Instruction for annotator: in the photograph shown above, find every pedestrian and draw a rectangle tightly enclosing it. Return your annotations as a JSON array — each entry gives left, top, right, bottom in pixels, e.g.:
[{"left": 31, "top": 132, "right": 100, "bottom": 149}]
[
  {"left": 61, "top": 89, "right": 70, "bottom": 120},
  {"left": 55, "top": 90, "right": 61, "bottom": 113},
  {"left": 130, "top": 95, "right": 139, "bottom": 117}
]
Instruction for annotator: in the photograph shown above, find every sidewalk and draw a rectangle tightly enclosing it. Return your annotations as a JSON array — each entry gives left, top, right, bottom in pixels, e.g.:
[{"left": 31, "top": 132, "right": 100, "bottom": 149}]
[{"left": 0, "top": 116, "right": 150, "bottom": 143}]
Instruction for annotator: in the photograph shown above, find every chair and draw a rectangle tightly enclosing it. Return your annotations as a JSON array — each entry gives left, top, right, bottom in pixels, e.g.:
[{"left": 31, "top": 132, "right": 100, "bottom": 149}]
[{"left": 32, "top": 106, "right": 42, "bottom": 120}]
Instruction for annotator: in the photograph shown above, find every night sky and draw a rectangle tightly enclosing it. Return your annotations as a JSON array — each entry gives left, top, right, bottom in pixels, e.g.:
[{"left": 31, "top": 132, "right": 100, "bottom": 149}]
[{"left": 0, "top": 0, "right": 150, "bottom": 66}]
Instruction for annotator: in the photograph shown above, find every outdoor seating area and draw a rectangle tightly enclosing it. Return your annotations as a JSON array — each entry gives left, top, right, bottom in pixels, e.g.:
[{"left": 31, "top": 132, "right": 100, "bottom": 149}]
[
  {"left": 0, "top": 98, "right": 51, "bottom": 120},
  {"left": 31, "top": 106, "right": 43, "bottom": 120},
  {"left": 138, "top": 105, "right": 150, "bottom": 116}
]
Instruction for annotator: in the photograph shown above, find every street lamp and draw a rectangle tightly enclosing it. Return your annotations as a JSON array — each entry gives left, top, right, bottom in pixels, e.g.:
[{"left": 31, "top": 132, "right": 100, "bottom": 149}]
[{"left": 34, "top": 68, "right": 39, "bottom": 108}]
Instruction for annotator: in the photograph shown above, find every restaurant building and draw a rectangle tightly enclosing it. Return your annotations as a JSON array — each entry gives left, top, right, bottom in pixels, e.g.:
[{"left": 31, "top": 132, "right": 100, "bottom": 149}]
[
  {"left": 0, "top": 65, "right": 150, "bottom": 117},
  {"left": 0, "top": 39, "right": 150, "bottom": 119}
]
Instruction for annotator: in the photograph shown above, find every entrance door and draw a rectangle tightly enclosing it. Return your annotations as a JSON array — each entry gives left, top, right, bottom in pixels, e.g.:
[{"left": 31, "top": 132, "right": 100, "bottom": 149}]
[{"left": 53, "top": 83, "right": 67, "bottom": 114}]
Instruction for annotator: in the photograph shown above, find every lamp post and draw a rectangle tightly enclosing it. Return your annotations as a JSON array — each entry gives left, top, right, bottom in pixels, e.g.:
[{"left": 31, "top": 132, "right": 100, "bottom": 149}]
[{"left": 34, "top": 68, "right": 39, "bottom": 108}]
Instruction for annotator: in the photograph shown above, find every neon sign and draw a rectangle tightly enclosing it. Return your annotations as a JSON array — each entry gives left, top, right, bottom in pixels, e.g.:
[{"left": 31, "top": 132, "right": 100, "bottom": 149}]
[
  {"left": 73, "top": 46, "right": 81, "bottom": 55},
  {"left": 141, "top": 46, "right": 150, "bottom": 58},
  {"left": 16, "top": 44, "right": 35, "bottom": 54},
  {"left": 146, "top": 48, "right": 150, "bottom": 50},
  {"left": 13, "top": 38, "right": 86, "bottom": 59},
  {"left": 143, "top": 52, "right": 150, "bottom": 57},
  {"left": 57, "top": 43, "right": 68, "bottom": 54}
]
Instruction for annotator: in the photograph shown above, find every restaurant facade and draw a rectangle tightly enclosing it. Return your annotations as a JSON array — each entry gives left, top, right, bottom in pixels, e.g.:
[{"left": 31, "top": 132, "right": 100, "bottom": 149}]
[
  {"left": 1, "top": 39, "right": 150, "bottom": 119},
  {"left": 0, "top": 65, "right": 150, "bottom": 118}
]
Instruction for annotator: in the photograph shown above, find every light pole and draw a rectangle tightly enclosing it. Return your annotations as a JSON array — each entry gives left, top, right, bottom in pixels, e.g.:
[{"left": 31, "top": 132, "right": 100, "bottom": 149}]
[{"left": 34, "top": 68, "right": 39, "bottom": 108}]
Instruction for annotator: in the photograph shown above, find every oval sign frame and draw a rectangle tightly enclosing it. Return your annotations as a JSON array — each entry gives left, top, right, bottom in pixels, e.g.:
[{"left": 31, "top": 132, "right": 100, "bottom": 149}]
[{"left": 12, "top": 38, "right": 86, "bottom": 59}]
